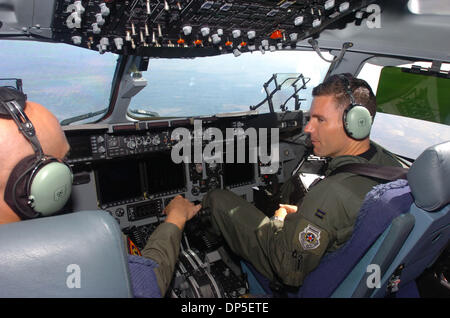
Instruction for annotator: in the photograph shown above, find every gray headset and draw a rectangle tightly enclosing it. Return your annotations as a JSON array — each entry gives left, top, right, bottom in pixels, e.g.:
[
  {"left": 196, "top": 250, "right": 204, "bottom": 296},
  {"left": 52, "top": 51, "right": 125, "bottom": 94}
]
[
  {"left": 0, "top": 87, "right": 73, "bottom": 219},
  {"left": 339, "top": 75, "right": 373, "bottom": 140}
]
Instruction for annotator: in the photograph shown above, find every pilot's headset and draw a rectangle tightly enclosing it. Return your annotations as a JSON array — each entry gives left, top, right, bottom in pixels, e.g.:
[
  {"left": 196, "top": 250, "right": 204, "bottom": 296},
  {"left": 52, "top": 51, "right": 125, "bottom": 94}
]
[
  {"left": 338, "top": 74, "right": 373, "bottom": 140},
  {"left": 0, "top": 87, "right": 73, "bottom": 220}
]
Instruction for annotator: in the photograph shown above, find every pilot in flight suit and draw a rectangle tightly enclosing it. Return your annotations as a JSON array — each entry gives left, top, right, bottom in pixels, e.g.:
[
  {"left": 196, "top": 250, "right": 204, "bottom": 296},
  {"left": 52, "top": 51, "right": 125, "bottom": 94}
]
[
  {"left": 201, "top": 74, "right": 402, "bottom": 288},
  {"left": 202, "top": 142, "right": 401, "bottom": 287}
]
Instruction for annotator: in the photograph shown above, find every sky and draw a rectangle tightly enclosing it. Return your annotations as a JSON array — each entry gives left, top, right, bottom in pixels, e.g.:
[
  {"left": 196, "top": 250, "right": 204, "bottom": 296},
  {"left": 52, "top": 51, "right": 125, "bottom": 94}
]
[{"left": 0, "top": 40, "right": 449, "bottom": 159}]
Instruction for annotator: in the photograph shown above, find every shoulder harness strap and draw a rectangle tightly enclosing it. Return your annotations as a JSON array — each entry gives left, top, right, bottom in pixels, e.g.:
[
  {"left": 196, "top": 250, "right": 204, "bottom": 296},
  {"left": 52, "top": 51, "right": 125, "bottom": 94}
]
[{"left": 329, "top": 163, "right": 408, "bottom": 181}]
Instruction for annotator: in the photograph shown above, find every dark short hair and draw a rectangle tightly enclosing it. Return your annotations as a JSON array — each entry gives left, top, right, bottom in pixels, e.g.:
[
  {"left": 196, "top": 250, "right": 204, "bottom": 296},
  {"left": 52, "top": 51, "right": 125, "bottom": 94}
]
[{"left": 312, "top": 73, "right": 377, "bottom": 118}]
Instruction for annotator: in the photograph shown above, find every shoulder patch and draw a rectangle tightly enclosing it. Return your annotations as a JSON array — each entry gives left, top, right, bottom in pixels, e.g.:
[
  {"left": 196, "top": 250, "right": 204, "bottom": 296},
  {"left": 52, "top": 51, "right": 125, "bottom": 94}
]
[{"left": 299, "top": 224, "right": 321, "bottom": 250}]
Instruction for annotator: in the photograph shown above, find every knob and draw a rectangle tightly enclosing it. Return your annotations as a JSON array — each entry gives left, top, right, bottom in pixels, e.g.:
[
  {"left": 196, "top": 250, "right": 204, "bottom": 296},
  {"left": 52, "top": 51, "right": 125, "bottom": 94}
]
[
  {"left": 95, "top": 13, "right": 105, "bottom": 26},
  {"left": 100, "top": 37, "right": 109, "bottom": 50},
  {"left": 211, "top": 34, "right": 221, "bottom": 45},
  {"left": 200, "top": 27, "right": 210, "bottom": 37},
  {"left": 71, "top": 36, "right": 82, "bottom": 45},
  {"left": 182, "top": 25, "right": 192, "bottom": 36},
  {"left": 312, "top": 18, "right": 322, "bottom": 28},
  {"left": 339, "top": 2, "right": 350, "bottom": 12},
  {"left": 92, "top": 23, "right": 101, "bottom": 34},
  {"left": 127, "top": 140, "right": 136, "bottom": 149},
  {"left": 108, "top": 138, "right": 118, "bottom": 147},
  {"left": 99, "top": 3, "right": 110, "bottom": 16},
  {"left": 325, "top": 0, "right": 335, "bottom": 10},
  {"left": 191, "top": 186, "right": 200, "bottom": 196},
  {"left": 294, "top": 16, "right": 304, "bottom": 26},
  {"left": 115, "top": 208, "right": 125, "bottom": 217},
  {"left": 152, "top": 135, "right": 161, "bottom": 145},
  {"left": 232, "top": 29, "right": 241, "bottom": 38},
  {"left": 261, "top": 39, "right": 269, "bottom": 49},
  {"left": 114, "top": 37, "right": 123, "bottom": 50}
]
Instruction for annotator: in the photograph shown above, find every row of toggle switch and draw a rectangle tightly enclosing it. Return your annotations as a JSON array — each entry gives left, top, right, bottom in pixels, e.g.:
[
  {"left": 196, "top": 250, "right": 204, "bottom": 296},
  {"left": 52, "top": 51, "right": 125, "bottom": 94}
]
[{"left": 64, "top": 0, "right": 359, "bottom": 55}]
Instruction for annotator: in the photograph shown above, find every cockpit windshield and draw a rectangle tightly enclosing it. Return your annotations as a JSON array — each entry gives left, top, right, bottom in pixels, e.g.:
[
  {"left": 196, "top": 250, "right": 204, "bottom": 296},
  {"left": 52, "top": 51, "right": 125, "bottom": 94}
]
[
  {"left": 0, "top": 40, "right": 331, "bottom": 122},
  {"left": 2, "top": 39, "right": 449, "bottom": 160},
  {"left": 129, "top": 50, "right": 331, "bottom": 118},
  {"left": 0, "top": 40, "right": 117, "bottom": 123}
]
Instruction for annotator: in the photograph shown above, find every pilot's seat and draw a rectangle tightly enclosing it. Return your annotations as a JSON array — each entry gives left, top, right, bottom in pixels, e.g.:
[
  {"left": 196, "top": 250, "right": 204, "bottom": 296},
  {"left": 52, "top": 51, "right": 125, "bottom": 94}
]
[
  {"left": 0, "top": 210, "right": 133, "bottom": 297},
  {"left": 243, "top": 141, "right": 450, "bottom": 297}
]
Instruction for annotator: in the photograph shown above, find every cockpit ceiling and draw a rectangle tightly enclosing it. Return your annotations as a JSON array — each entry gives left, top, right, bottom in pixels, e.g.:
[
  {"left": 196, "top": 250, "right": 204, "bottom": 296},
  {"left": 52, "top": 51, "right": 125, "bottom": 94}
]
[
  {"left": 2, "top": 0, "right": 450, "bottom": 61},
  {"left": 50, "top": 0, "right": 377, "bottom": 58}
]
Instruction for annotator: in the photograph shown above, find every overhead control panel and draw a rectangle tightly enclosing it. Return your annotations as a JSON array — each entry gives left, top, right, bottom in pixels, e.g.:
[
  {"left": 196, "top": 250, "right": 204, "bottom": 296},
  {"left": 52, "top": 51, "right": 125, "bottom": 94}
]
[{"left": 52, "top": 0, "right": 378, "bottom": 57}]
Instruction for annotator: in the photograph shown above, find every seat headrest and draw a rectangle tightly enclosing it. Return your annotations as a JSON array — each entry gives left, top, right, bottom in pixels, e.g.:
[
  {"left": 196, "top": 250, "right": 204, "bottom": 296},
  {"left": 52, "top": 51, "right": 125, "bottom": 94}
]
[
  {"left": 407, "top": 141, "right": 450, "bottom": 212},
  {"left": 0, "top": 210, "right": 133, "bottom": 297}
]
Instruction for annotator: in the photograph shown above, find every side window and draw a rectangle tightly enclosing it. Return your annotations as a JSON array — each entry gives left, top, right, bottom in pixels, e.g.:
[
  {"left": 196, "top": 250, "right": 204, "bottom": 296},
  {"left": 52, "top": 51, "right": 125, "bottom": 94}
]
[
  {"left": 0, "top": 40, "right": 117, "bottom": 124},
  {"left": 358, "top": 61, "right": 450, "bottom": 159}
]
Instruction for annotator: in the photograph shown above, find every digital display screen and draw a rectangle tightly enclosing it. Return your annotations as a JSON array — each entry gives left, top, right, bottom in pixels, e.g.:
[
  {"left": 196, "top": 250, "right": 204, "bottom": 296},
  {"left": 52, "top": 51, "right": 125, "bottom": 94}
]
[
  {"left": 94, "top": 152, "right": 186, "bottom": 206},
  {"left": 95, "top": 159, "right": 143, "bottom": 205},
  {"left": 66, "top": 134, "right": 92, "bottom": 159},
  {"left": 223, "top": 163, "right": 255, "bottom": 186},
  {"left": 145, "top": 152, "right": 185, "bottom": 195},
  {"left": 222, "top": 138, "right": 255, "bottom": 186}
]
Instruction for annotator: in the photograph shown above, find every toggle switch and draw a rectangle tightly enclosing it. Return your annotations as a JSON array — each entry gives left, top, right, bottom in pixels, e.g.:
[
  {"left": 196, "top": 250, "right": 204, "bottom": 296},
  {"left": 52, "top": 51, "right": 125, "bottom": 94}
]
[
  {"left": 114, "top": 37, "right": 124, "bottom": 50},
  {"left": 182, "top": 25, "right": 192, "bottom": 36}
]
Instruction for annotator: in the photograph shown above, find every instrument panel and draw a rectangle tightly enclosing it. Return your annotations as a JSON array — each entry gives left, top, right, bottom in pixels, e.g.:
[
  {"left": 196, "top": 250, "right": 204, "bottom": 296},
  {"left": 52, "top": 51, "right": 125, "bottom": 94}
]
[
  {"left": 63, "top": 111, "right": 306, "bottom": 297},
  {"left": 64, "top": 111, "right": 304, "bottom": 230}
]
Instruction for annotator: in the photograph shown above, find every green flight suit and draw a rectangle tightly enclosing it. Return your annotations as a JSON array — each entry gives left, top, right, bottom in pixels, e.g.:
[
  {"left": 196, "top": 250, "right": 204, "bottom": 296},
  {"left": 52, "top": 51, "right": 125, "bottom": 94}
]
[
  {"left": 140, "top": 222, "right": 182, "bottom": 295},
  {"left": 202, "top": 142, "right": 402, "bottom": 287}
]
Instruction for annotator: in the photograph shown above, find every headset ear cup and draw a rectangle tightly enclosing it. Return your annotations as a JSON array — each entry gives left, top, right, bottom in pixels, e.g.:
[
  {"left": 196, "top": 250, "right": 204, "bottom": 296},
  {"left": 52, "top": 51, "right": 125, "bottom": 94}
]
[
  {"left": 4, "top": 155, "right": 73, "bottom": 219},
  {"left": 4, "top": 155, "right": 41, "bottom": 219},
  {"left": 343, "top": 105, "right": 372, "bottom": 140},
  {"left": 28, "top": 160, "right": 73, "bottom": 216}
]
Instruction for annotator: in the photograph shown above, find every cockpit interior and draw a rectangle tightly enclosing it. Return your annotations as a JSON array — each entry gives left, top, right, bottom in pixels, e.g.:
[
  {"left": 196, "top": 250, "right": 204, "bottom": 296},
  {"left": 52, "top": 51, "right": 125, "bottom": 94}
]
[{"left": 0, "top": 0, "right": 449, "bottom": 299}]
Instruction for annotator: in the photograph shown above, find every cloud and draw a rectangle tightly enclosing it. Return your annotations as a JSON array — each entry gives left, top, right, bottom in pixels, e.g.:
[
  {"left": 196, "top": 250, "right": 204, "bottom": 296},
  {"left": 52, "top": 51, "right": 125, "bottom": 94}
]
[
  {"left": 153, "top": 106, "right": 184, "bottom": 116},
  {"left": 220, "top": 104, "right": 250, "bottom": 112},
  {"left": 371, "top": 113, "right": 450, "bottom": 158}
]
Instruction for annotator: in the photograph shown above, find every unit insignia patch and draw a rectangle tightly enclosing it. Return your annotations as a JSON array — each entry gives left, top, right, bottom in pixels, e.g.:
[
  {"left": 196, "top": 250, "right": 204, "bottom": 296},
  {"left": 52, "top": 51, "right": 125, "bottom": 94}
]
[{"left": 299, "top": 224, "right": 321, "bottom": 250}]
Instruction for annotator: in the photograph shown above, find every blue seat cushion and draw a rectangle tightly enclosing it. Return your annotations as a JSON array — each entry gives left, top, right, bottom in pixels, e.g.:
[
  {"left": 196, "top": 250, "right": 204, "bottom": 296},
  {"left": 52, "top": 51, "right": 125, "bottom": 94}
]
[
  {"left": 242, "top": 180, "right": 414, "bottom": 297},
  {"left": 128, "top": 255, "right": 161, "bottom": 298},
  {"left": 294, "top": 179, "right": 414, "bottom": 297}
]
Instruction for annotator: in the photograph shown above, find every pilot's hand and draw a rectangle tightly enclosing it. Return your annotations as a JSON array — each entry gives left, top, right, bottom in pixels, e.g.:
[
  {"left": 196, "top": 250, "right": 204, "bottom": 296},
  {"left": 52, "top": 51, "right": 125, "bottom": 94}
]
[
  {"left": 164, "top": 195, "right": 202, "bottom": 230},
  {"left": 279, "top": 204, "right": 298, "bottom": 214},
  {"left": 273, "top": 204, "right": 298, "bottom": 221}
]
